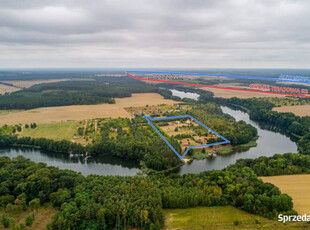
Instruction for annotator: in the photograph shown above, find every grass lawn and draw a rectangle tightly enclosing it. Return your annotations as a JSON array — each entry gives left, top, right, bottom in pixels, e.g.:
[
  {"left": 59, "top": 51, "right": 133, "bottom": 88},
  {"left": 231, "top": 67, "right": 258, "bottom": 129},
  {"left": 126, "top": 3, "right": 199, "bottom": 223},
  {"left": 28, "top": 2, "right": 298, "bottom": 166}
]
[
  {"left": 163, "top": 206, "right": 310, "bottom": 230},
  {"left": 217, "top": 141, "right": 258, "bottom": 156},
  {"left": 20, "top": 121, "right": 78, "bottom": 141},
  {"left": 217, "top": 147, "right": 233, "bottom": 155},
  {"left": 237, "top": 140, "right": 258, "bottom": 148}
]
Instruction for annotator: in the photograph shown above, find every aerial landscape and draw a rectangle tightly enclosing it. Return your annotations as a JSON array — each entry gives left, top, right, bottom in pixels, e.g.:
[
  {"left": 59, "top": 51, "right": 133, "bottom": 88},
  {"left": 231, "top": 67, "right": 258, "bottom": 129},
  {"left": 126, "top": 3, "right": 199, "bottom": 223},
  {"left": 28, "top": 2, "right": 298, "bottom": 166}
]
[{"left": 0, "top": 0, "right": 310, "bottom": 230}]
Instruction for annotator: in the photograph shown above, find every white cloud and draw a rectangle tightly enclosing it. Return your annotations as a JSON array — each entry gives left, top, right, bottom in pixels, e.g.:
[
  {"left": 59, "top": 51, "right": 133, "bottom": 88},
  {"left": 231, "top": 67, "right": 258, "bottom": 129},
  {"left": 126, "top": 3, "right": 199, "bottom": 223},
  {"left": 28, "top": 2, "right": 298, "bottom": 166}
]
[{"left": 0, "top": 0, "right": 309, "bottom": 68}]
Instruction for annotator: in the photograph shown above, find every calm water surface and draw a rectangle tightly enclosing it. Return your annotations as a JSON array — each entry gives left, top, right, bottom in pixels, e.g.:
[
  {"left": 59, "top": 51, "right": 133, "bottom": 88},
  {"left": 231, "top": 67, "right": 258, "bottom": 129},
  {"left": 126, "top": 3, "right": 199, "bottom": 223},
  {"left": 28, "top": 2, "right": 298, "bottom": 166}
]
[
  {"left": 0, "top": 95, "right": 298, "bottom": 176},
  {"left": 0, "top": 148, "right": 140, "bottom": 176},
  {"left": 175, "top": 106, "right": 297, "bottom": 174},
  {"left": 170, "top": 89, "right": 200, "bottom": 100}
]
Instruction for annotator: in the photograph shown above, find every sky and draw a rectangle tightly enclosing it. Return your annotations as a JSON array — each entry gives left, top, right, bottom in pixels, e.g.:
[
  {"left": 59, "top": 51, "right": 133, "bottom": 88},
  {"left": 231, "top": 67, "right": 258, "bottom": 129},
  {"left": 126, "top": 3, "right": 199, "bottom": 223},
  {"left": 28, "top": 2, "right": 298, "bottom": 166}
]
[{"left": 0, "top": 0, "right": 310, "bottom": 69}]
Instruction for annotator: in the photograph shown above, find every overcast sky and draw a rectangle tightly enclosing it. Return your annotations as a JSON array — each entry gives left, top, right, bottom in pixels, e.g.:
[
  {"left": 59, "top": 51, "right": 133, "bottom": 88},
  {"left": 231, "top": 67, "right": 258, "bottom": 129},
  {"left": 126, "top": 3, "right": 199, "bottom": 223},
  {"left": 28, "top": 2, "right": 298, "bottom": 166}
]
[{"left": 0, "top": 0, "right": 309, "bottom": 68}]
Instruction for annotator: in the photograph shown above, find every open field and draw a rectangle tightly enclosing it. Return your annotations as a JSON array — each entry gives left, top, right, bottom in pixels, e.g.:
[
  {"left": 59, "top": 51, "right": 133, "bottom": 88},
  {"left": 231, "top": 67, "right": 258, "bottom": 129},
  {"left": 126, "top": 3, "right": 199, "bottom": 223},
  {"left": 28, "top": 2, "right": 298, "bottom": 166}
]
[
  {"left": 0, "top": 84, "right": 20, "bottom": 95},
  {"left": 273, "top": 105, "right": 310, "bottom": 117},
  {"left": 2, "top": 78, "right": 71, "bottom": 88},
  {"left": 20, "top": 121, "right": 78, "bottom": 141},
  {"left": 164, "top": 206, "right": 309, "bottom": 230},
  {"left": 214, "top": 83, "right": 248, "bottom": 89},
  {"left": 144, "top": 77, "right": 287, "bottom": 98},
  {"left": 0, "top": 79, "right": 71, "bottom": 95},
  {"left": 0, "top": 110, "right": 20, "bottom": 116},
  {"left": 0, "top": 206, "right": 57, "bottom": 230},
  {"left": 201, "top": 87, "right": 286, "bottom": 99},
  {"left": 260, "top": 174, "right": 310, "bottom": 215},
  {"left": 0, "top": 93, "right": 177, "bottom": 125}
]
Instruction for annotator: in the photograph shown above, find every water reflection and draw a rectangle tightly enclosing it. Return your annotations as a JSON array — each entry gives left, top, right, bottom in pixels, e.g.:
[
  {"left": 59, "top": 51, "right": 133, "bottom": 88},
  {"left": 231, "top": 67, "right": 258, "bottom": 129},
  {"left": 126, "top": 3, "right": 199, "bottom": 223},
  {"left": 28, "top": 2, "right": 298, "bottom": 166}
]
[
  {"left": 170, "top": 89, "right": 200, "bottom": 100},
  {"left": 0, "top": 147, "right": 140, "bottom": 176},
  {"left": 175, "top": 106, "right": 298, "bottom": 174}
]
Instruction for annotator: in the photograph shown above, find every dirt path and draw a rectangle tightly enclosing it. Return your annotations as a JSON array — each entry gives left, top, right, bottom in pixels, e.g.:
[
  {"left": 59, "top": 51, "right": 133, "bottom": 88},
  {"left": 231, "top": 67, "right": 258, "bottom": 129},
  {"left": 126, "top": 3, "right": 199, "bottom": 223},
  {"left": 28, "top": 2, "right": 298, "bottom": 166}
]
[
  {"left": 94, "top": 120, "right": 98, "bottom": 132},
  {"left": 83, "top": 120, "right": 88, "bottom": 135}
]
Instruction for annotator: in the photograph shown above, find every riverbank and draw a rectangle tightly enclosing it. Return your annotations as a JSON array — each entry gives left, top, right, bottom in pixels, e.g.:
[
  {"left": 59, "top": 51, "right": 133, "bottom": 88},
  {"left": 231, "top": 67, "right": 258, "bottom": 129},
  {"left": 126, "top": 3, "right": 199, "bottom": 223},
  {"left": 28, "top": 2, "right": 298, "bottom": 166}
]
[
  {"left": 217, "top": 140, "right": 258, "bottom": 155},
  {"left": 187, "top": 140, "right": 258, "bottom": 160},
  {"left": 0, "top": 105, "right": 298, "bottom": 176},
  {"left": 175, "top": 106, "right": 297, "bottom": 175},
  {"left": 140, "top": 160, "right": 185, "bottom": 175}
]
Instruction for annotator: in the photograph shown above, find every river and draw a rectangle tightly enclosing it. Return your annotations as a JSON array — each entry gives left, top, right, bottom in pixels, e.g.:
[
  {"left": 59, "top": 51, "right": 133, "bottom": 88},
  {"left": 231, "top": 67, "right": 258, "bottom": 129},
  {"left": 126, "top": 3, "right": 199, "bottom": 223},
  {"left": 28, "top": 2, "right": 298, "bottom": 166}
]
[
  {"left": 175, "top": 106, "right": 297, "bottom": 174},
  {"left": 0, "top": 90, "right": 298, "bottom": 176}
]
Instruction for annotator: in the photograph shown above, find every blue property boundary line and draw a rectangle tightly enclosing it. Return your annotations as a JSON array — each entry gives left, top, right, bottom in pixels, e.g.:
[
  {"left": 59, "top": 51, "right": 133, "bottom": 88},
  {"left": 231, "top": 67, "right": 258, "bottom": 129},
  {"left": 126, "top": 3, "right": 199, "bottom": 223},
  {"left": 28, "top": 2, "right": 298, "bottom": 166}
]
[
  {"left": 144, "top": 115, "right": 230, "bottom": 160},
  {"left": 126, "top": 70, "right": 310, "bottom": 85}
]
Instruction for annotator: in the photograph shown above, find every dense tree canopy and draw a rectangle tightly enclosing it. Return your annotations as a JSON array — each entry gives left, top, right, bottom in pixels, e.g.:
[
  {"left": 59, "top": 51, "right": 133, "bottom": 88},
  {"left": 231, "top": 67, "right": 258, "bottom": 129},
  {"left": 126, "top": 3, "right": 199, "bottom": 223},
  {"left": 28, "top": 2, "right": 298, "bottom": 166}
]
[
  {"left": 0, "top": 77, "right": 174, "bottom": 110},
  {"left": 0, "top": 156, "right": 296, "bottom": 229}
]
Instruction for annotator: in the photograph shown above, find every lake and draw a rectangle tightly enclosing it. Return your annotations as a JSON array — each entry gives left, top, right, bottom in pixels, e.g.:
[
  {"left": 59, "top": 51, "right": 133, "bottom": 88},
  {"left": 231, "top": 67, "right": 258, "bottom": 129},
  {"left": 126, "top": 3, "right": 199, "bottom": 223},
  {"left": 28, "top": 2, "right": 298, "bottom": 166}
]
[
  {"left": 170, "top": 89, "right": 200, "bottom": 100},
  {"left": 0, "top": 147, "right": 140, "bottom": 176},
  {"left": 0, "top": 90, "right": 298, "bottom": 176}
]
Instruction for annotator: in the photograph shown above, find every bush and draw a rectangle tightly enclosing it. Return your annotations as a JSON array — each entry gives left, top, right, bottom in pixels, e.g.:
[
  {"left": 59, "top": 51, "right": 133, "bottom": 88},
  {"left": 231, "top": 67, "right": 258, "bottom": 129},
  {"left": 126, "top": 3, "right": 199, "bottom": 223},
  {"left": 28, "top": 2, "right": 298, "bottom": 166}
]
[
  {"left": 25, "top": 214, "right": 35, "bottom": 227},
  {"left": 1, "top": 214, "right": 9, "bottom": 228},
  {"left": 29, "top": 198, "right": 40, "bottom": 211},
  {"left": 187, "top": 148, "right": 194, "bottom": 156},
  {"left": 9, "top": 217, "right": 15, "bottom": 229},
  {"left": 233, "top": 219, "right": 239, "bottom": 226},
  {"left": 19, "top": 223, "right": 26, "bottom": 230}
]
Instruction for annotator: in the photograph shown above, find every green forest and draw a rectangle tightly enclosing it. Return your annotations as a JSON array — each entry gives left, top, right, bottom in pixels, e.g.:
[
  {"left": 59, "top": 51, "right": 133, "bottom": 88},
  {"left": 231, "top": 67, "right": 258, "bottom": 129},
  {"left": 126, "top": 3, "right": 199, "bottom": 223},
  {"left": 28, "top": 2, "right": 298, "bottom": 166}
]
[
  {"left": 0, "top": 77, "right": 178, "bottom": 110},
  {"left": 0, "top": 154, "right": 301, "bottom": 229}
]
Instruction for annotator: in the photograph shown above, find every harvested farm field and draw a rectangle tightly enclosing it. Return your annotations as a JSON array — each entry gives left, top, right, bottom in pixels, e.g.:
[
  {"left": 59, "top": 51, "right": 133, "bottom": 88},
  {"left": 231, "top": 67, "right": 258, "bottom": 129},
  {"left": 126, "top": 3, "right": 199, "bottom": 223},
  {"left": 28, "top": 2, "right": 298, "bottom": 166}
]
[
  {"left": 260, "top": 174, "right": 310, "bottom": 215},
  {"left": 0, "top": 93, "right": 177, "bottom": 125},
  {"left": 201, "top": 87, "right": 286, "bottom": 99},
  {"left": 0, "top": 84, "right": 20, "bottom": 94},
  {"left": 2, "top": 78, "right": 71, "bottom": 88},
  {"left": 273, "top": 105, "right": 310, "bottom": 117}
]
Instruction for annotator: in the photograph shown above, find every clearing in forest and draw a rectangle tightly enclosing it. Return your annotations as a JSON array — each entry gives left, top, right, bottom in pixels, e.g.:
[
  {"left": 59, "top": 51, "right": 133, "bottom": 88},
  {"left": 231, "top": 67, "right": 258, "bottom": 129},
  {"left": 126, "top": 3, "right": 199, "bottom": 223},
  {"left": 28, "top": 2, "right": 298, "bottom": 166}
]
[
  {"left": 0, "top": 206, "right": 57, "bottom": 230},
  {"left": 145, "top": 115, "right": 229, "bottom": 159},
  {"left": 163, "top": 206, "right": 309, "bottom": 230},
  {"left": 19, "top": 121, "right": 78, "bottom": 141}
]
